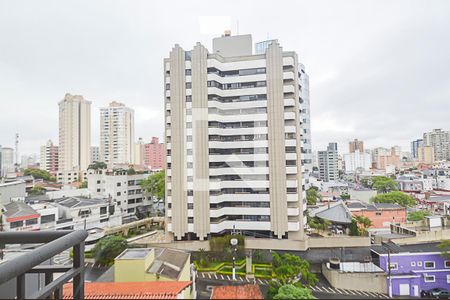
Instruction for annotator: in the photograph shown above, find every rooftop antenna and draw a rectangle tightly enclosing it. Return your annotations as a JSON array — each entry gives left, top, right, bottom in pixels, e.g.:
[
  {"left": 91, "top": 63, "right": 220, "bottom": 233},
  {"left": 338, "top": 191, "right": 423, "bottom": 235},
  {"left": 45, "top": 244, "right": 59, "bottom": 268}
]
[{"left": 15, "top": 133, "right": 19, "bottom": 171}]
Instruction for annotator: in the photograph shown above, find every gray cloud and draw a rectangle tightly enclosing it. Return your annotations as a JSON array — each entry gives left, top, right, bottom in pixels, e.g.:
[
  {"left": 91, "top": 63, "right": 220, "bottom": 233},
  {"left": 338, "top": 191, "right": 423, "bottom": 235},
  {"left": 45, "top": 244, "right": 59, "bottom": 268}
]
[{"left": 1, "top": 0, "right": 449, "bottom": 156}]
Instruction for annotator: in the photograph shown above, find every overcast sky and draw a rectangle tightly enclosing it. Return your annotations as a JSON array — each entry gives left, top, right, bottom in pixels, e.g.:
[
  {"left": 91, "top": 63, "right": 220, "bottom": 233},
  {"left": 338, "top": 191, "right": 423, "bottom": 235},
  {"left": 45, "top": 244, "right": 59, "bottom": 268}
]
[{"left": 1, "top": 0, "right": 450, "bottom": 157}]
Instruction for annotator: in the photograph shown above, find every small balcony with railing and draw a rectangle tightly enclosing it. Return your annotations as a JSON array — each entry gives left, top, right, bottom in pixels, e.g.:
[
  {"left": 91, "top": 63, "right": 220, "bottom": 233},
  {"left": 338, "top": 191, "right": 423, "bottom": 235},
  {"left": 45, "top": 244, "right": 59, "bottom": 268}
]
[{"left": 0, "top": 230, "right": 88, "bottom": 299}]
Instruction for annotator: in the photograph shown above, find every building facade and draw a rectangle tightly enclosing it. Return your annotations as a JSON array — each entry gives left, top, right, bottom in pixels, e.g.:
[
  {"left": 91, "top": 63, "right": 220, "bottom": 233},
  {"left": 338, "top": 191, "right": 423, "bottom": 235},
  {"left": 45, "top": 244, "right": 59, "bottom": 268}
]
[
  {"left": 2, "top": 201, "right": 41, "bottom": 232},
  {"left": 423, "top": 129, "right": 450, "bottom": 161},
  {"left": 299, "top": 64, "right": 313, "bottom": 189},
  {"left": 165, "top": 33, "right": 306, "bottom": 241},
  {"left": 411, "top": 139, "right": 423, "bottom": 159},
  {"left": 100, "top": 101, "right": 135, "bottom": 167},
  {"left": 348, "top": 202, "right": 406, "bottom": 229},
  {"left": 87, "top": 169, "right": 152, "bottom": 220},
  {"left": 376, "top": 147, "right": 401, "bottom": 170},
  {"left": 318, "top": 143, "right": 339, "bottom": 182},
  {"left": 40, "top": 140, "right": 59, "bottom": 174},
  {"left": 1, "top": 147, "right": 15, "bottom": 176},
  {"left": 133, "top": 138, "right": 145, "bottom": 165},
  {"left": 90, "top": 146, "right": 100, "bottom": 163},
  {"left": 371, "top": 243, "right": 450, "bottom": 297},
  {"left": 58, "top": 93, "right": 91, "bottom": 172},
  {"left": 343, "top": 150, "right": 372, "bottom": 174},
  {"left": 144, "top": 137, "right": 165, "bottom": 170},
  {"left": 349, "top": 139, "right": 364, "bottom": 153},
  {"left": 417, "top": 146, "right": 435, "bottom": 165}
]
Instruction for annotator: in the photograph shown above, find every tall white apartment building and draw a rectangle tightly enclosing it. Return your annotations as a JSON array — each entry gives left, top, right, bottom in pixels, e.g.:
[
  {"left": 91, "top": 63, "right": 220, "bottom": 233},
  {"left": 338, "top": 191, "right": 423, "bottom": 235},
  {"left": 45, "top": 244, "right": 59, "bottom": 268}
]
[
  {"left": 40, "top": 140, "right": 59, "bottom": 174},
  {"left": 90, "top": 146, "right": 100, "bottom": 163},
  {"left": 343, "top": 150, "right": 372, "bottom": 174},
  {"left": 256, "top": 42, "right": 312, "bottom": 188},
  {"left": 1, "top": 147, "right": 15, "bottom": 176},
  {"left": 298, "top": 64, "right": 312, "bottom": 188},
  {"left": 318, "top": 143, "right": 339, "bottom": 182},
  {"left": 100, "top": 101, "right": 135, "bottom": 167},
  {"left": 58, "top": 93, "right": 91, "bottom": 173},
  {"left": 165, "top": 33, "right": 306, "bottom": 241},
  {"left": 423, "top": 129, "right": 450, "bottom": 161}
]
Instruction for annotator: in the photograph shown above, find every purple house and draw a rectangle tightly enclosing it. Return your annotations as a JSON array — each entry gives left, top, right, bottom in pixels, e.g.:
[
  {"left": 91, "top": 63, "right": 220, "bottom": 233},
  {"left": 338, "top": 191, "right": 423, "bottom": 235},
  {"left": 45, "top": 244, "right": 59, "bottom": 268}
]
[{"left": 371, "top": 242, "right": 450, "bottom": 297}]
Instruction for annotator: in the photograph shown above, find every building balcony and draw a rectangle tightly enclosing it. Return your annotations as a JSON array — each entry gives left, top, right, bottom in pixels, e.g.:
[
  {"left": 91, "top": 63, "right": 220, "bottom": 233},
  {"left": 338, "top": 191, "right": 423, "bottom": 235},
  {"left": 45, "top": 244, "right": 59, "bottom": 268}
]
[{"left": 0, "top": 230, "right": 88, "bottom": 299}]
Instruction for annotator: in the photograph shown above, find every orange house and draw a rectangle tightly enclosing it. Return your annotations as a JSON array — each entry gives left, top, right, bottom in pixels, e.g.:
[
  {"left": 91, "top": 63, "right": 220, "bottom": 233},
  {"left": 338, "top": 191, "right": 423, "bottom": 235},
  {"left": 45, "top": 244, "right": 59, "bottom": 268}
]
[{"left": 347, "top": 202, "right": 407, "bottom": 229}]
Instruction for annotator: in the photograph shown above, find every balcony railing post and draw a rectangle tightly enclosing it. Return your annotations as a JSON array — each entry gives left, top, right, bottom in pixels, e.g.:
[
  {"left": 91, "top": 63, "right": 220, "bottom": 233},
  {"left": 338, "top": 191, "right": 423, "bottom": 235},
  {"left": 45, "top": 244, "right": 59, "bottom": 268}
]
[
  {"left": 54, "top": 287, "right": 62, "bottom": 299},
  {"left": 16, "top": 273, "right": 26, "bottom": 300},
  {"left": 73, "top": 241, "right": 85, "bottom": 299},
  {"left": 45, "top": 272, "right": 53, "bottom": 300}
]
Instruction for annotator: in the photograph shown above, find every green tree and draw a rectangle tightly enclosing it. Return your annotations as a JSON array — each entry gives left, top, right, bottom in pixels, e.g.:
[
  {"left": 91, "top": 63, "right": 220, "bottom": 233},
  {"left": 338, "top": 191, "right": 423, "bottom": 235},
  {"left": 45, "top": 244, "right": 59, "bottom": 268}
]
[
  {"left": 273, "top": 284, "right": 316, "bottom": 300},
  {"left": 349, "top": 218, "right": 359, "bottom": 236},
  {"left": 306, "top": 187, "right": 321, "bottom": 205},
  {"left": 92, "top": 235, "right": 127, "bottom": 266},
  {"left": 127, "top": 168, "right": 136, "bottom": 175},
  {"left": 308, "top": 217, "right": 331, "bottom": 234},
  {"left": 371, "top": 191, "right": 416, "bottom": 207},
  {"left": 87, "top": 162, "right": 107, "bottom": 170},
  {"left": 29, "top": 185, "right": 45, "bottom": 196},
  {"left": 360, "top": 177, "right": 373, "bottom": 188},
  {"left": 407, "top": 210, "right": 431, "bottom": 221},
  {"left": 24, "top": 168, "right": 54, "bottom": 181},
  {"left": 340, "top": 194, "right": 351, "bottom": 200},
  {"left": 371, "top": 176, "right": 398, "bottom": 193},
  {"left": 354, "top": 215, "right": 373, "bottom": 236},
  {"left": 141, "top": 170, "right": 165, "bottom": 200},
  {"left": 268, "top": 252, "right": 317, "bottom": 298},
  {"left": 438, "top": 240, "right": 450, "bottom": 258},
  {"left": 79, "top": 181, "right": 88, "bottom": 189}
]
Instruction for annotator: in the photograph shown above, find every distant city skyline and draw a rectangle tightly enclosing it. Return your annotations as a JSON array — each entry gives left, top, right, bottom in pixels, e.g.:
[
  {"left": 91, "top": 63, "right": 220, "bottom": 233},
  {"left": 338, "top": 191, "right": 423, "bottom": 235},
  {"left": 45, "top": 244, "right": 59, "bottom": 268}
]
[{"left": 1, "top": 0, "right": 450, "bottom": 156}]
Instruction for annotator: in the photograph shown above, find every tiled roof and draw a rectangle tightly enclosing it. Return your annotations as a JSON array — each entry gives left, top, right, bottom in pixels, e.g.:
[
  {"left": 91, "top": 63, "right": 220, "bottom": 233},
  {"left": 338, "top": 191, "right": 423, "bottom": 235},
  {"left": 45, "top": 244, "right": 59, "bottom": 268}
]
[
  {"left": 211, "top": 284, "right": 263, "bottom": 299},
  {"left": 63, "top": 281, "right": 191, "bottom": 299}
]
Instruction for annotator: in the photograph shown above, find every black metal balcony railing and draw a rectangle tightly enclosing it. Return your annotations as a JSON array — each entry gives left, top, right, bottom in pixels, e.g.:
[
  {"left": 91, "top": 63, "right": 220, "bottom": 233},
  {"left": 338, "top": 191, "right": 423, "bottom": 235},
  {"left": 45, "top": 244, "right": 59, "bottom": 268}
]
[{"left": 0, "top": 230, "right": 88, "bottom": 299}]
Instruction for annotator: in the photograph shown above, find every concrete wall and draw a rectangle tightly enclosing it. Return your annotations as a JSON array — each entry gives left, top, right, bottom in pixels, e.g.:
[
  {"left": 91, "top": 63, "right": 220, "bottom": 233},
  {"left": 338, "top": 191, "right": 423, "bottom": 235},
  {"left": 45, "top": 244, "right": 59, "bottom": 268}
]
[
  {"left": 0, "top": 181, "right": 26, "bottom": 203},
  {"left": 393, "top": 228, "right": 450, "bottom": 245},
  {"left": 348, "top": 189, "right": 377, "bottom": 203},
  {"left": 114, "top": 259, "right": 146, "bottom": 282},
  {"left": 322, "top": 264, "right": 387, "bottom": 293},
  {"left": 147, "top": 236, "right": 369, "bottom": 252},
  {"left": 308, "top": 236, "right": 370, "bottom": 248},
  {"left": 147, "top": 240, "right": 210, "bottom": 251}
]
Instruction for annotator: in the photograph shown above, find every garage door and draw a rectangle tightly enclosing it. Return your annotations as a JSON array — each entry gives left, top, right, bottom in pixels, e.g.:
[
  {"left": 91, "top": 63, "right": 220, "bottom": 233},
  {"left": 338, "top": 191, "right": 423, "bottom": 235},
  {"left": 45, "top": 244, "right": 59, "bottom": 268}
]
[{"left": 399, "top": 284, "right": 410, "bottom": 296}]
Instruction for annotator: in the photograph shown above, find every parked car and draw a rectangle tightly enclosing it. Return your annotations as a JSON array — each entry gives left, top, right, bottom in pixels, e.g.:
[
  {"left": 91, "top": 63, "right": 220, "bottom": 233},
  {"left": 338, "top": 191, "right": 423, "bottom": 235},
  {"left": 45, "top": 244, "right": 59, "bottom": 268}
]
[{"left": 421, "top": 288, "right": 450, "bottom": 299}]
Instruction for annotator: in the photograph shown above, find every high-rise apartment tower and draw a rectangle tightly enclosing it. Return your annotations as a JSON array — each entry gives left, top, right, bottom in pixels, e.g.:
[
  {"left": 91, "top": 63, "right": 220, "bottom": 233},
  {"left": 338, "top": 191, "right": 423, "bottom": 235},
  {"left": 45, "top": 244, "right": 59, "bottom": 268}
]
[
  {"left": 165, "top": 34, "right": 307, "bottom": 241},
  {"left": 100, "top": 101, "right": 135, "bottom": 167},
  {"left": 58, "top": 93, "right": 91, "bottom": 172}
]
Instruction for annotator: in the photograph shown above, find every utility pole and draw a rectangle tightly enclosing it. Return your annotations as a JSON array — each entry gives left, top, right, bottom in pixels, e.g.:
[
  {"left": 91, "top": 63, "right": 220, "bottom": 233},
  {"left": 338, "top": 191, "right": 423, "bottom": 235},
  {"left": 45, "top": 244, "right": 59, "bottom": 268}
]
[
  {"left": 382, "top": 241, "right": 393, "bottom": 298},
  {"left": 15, "top": 133, "right": 19, "bottom": 171}
]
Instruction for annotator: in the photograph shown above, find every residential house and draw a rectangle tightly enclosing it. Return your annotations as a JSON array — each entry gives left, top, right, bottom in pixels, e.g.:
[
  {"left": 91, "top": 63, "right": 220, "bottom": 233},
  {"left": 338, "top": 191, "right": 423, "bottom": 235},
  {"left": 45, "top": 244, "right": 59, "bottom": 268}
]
[
  {"left": 347, "top": 202, "right": 407, "bottom": 231},
  {"left": 54, "top": 196, "right": 122, "bottom": 230},
  {"left": 114, "top": 248, "right": 194, "bottom": 298},
  {"left": 371, "top": 242, "right": 450, "bottom": 297}
]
